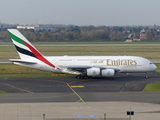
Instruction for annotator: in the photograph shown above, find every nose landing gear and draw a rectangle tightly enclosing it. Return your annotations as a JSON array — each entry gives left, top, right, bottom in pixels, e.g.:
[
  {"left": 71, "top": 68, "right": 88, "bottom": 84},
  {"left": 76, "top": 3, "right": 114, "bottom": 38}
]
[
  {"left": 145, "top": 73, "right": 149, "bottom": 79},
  {"left": 145, "top": 75, "right": 149, "bottom": 79}
]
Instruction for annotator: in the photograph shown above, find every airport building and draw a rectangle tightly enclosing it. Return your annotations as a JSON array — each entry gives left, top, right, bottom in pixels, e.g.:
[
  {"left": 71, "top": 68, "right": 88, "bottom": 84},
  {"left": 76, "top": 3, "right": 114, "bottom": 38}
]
[
  {"left": 140, "top": 29, "right": 146, "bottom": 40},
  {"left": 17, "top": 24, "right": 58, "bottom": 32}
]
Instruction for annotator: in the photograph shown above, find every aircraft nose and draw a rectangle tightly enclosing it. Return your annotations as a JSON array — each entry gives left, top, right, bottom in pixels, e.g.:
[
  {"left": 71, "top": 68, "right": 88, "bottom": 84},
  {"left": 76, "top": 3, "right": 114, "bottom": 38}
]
[{"left": 152, "top": 64, "right": 157, "bottom": 71}]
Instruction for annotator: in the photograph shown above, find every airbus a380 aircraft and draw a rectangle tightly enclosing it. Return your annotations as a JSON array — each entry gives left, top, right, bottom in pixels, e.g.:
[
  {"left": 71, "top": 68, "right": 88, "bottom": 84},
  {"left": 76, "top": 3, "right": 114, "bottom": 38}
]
[{"left": 8, "top": 29, "right": 157, "bottom": 79}]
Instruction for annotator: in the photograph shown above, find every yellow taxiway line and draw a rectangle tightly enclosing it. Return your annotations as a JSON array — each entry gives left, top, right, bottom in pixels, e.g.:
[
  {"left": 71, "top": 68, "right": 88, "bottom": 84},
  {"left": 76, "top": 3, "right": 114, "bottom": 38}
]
[{"left": 71, "top": 86, "right": 84, "bottom": 88}]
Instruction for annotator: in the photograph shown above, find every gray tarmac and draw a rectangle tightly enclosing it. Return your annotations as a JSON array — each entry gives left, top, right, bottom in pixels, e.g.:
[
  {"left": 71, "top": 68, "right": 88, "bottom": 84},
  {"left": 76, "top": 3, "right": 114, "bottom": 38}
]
[
  {"left": 0, "top": 72, "right": 160, "bottom": 120},
  {"left": 0, "top": 72, "right": 160, "bottom": 103}
]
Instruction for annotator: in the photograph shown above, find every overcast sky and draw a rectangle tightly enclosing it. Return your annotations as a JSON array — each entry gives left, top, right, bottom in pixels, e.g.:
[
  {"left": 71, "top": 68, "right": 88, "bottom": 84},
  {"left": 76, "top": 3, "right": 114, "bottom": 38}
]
[{"left": 0, "top": 0, "right": 160, "bottom": 26}]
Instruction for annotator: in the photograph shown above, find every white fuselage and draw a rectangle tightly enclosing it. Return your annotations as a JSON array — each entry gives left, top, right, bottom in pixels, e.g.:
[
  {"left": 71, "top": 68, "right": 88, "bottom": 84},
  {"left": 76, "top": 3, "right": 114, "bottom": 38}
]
[{"left": 17, "top": 55, "right": 156, "bottom": 75}]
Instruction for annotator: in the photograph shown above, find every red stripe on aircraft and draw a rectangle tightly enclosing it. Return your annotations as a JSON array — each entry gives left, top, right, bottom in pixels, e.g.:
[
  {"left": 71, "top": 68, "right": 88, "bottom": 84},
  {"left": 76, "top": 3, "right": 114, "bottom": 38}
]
[{"left": 23, "top": 40, "right": 57, "bottom": 68}]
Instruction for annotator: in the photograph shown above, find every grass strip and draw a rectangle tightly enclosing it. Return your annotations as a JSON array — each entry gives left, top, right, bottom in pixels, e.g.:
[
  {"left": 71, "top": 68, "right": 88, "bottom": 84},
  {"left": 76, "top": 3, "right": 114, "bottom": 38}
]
[
  {"left": 0, "top": 74, "right": 52, "bottom": 77},
  {"left": 1, "top": 45, "right": 160, "bottom": 59},
  {"left": 0, "top": 90, "right": 8, "bottom": 93},
  {"left": 0, "top": 63, "right": 75, "bottom": 77},
  {"left": 155, "top": 63, "right": 160, "bottom": 73},
  {"left": 143, "top": 83, "right": 160, "bottom": 92}
]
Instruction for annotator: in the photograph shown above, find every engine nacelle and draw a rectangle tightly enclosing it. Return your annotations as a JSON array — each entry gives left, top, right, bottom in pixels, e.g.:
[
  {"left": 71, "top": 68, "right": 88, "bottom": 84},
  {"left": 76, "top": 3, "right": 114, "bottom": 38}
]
[
  {"left": 101, "top": 69, "right": 115, "bottom": 77},
  {"left": 87, "top": 68, "right": 100, "bottom": 76}
]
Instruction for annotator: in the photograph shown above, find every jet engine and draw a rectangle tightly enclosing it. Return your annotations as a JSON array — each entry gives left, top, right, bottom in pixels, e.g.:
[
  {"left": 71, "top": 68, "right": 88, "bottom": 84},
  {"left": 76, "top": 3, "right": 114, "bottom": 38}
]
[
  {"left": 86, "top": 68, "right": 115, "bottom": 77},
  {"left": 101, "top": 69, "right": 115, "bottom": 77},
  {"left": 87, "top": 68, "right": 100, "bottom": 76}
]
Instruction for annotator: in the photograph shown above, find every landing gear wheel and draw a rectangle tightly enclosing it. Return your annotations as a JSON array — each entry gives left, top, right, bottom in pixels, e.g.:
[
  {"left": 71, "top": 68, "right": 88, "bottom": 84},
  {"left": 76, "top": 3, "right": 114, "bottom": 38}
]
[
  {"left": 76, "top": 75, "right": 81, "bottom": 79},
  {"left": 88, "top": 76, "right": 92, "bottom": 79},
  {"left": 145, "top": 75, "right": 149, "bottom": 79},
  {"left": 83, "top": 75, "right": 88, "bottom": 79}
]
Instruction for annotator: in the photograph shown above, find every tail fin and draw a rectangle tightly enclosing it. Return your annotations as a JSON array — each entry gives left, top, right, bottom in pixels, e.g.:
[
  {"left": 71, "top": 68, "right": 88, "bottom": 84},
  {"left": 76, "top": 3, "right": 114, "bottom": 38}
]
[
  {"left": 8, "top": 29, "right": 57, "bottom": 69},
  {"left": 8, "top": 29, "right": 43, "bottom": 60}
]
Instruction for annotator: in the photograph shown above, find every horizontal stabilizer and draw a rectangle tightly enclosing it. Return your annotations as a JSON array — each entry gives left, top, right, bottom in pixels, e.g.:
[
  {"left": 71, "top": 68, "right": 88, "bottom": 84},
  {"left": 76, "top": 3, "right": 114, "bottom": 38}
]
[{"left": 9, "top": 59, "right": 37, "bottom": 64}]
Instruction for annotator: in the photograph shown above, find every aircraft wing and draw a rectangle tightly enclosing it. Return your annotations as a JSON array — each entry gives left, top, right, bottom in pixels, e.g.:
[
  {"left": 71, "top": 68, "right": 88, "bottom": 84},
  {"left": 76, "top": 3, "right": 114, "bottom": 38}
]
[
  {"left": 67, "top": 66, "right": 121, "bottom": 74},
  {"left": 67, "top": 66, "right": 91, "bottom": 74}
]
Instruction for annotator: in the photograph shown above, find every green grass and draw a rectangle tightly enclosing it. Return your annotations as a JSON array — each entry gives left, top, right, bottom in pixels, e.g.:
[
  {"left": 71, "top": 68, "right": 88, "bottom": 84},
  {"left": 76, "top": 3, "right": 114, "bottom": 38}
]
[
  {"left": 143, "top": 83, "right": 160, "bottom": 92},
  {"left": 0, "top": 63, "right": 51, "bottom": 74},
  {"left": 155, "top": 63, "right": 160, "bottom": 72},
  {"left": 0, "top": 74, "right": 52, "bottom": 77},
  {"left": 0, "top": 90, "right": 8, "bottom": 93},
  {"left": 1, "top": 45, "right": 160, "bottom": 59},
  {"left": 0, "top": 63, "right": 52, "bottom": 77},
  {"left": 0, "top": 73, "right": 75, "bottom": 77}
]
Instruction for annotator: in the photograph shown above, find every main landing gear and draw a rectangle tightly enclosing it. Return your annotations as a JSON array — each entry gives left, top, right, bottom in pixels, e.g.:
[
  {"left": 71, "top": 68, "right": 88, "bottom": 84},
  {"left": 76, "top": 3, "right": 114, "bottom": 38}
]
[{"left": 76, "top": 75, "right": 92, "bottom": 79}]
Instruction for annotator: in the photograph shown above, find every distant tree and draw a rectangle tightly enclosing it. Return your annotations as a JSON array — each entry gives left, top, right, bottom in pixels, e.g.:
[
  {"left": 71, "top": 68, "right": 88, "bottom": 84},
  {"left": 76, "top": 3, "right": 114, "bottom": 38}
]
[
  {"left": 2, "top": 25, "right": 160, "bottom": 42},
  {"left": 154, "top": 35, "right": 160, "bottom": 41},
  {"left": 146, "top": 30, "right": 156, "bottom": 41},
  {"left": 0, "top": 31, "right": 9, "bottom": 41},
  {"left": 40, "top": 31, "right": 51, "bottom": 41}
]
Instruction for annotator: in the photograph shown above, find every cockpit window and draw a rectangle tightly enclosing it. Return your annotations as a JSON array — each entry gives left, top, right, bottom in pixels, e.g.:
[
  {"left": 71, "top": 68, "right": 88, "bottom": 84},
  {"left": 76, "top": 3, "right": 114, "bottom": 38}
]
[{"left": 150, "top": 63, "right": 153, "bottom": 64}]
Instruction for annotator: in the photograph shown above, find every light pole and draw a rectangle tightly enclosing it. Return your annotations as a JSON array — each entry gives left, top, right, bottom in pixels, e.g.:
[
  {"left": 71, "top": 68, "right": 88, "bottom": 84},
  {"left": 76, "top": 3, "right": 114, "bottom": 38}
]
[
  {"left": 104, "top": 113, "right": 106, "bottom": 120},
  {"left": 127, "top": 106, "right": 134, "bottom": 120}
]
